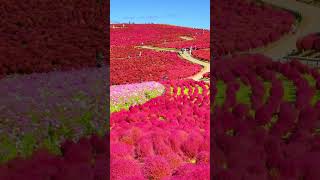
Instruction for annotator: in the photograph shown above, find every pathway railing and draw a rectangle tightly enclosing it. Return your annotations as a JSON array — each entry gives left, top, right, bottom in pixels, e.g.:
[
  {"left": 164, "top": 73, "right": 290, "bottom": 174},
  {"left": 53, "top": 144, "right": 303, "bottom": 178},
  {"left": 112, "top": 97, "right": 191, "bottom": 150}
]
[{"left": 283, "top": 50, "right": 320, "bottom": 68}]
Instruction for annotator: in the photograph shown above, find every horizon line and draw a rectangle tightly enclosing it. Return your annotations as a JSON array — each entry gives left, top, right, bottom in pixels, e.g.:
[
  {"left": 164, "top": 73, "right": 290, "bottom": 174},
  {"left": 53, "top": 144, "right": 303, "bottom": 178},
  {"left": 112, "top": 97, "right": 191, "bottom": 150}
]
[{"left": 110, "top": 22, "right": 210, "bottom": 30}]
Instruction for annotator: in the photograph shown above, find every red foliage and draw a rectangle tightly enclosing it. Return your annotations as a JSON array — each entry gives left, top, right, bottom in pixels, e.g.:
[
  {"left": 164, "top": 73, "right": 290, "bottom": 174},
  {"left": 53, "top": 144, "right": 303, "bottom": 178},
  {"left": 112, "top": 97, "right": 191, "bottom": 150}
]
[
  {"left": 110, "top": 24, "right": 208, "bottom": 85},
  {"left": 110, "top": 80, "right": 210, "bottom": 179},
  {"left": 142, "top": 156, "right": 172, "bottom": 179},
  {"left": 111, "top": 158, "right": 142, "bottom": 180},
  {"left": 0, "top": 134, "right": 108, "bottom": 179},
  {"left": 192, "top": 49, "right": 210, "bottom": 61},
  {"left": 110, "top": 50, "right": 201, "bottom": 85},
  {"left": 212, "top": 0, "right": 295, "bottom": 56},
  {"left": 212, "top": 54, "right": 320, "bottom": 179},
  {"left": 110, "top": 24, "right": 209, "bottom": 49},
  {"left": 0, "top": 0, "right": 108, "bottom": 77},
  {"left": 296, "top": 33, "right": 320, "bottom": 51}
]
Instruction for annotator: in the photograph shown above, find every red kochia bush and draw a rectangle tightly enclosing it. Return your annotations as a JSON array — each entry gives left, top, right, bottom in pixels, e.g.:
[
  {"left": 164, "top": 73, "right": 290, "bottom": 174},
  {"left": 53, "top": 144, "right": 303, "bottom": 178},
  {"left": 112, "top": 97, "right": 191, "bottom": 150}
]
[
  {"left": 110, "top": 80, "right": 210, "bottom": 179},
  {"left": 0, "top": 0, "right": 108, "bottom": 77},
  {"left": 212, "top": 0, "right": 294, "bottom": 57},
  {"left": 192, "top": 49, "right": 210, "bottom": 61},
  {"left": 0, "top": 134, "right": 108, "bottom": 179},
  {"left": 181, "top": 132, "right": 204, "bottom": 158},
  {"left": 110, "top": 24, "right": 209, "bottom": 85},
  {"left": 212, "top": 54, "right": 320, "bottom": 179},
  {"left": 296, "top": 33, "right": 320, "bottom": 51},
  {"left": 111, "top": 158, "right": 142, "bottom": 180},
  {"left": 110, "top": 50, "right": 202, "bottom": 85},
  {"left": 111, "top": 24, "right": 209, "bottom": 49},
  {"left": 143, "top": 156, "right": 172, "bottom": 179},
  {"left": 173, "top": 164, "right": 210, "bottom": 179}
]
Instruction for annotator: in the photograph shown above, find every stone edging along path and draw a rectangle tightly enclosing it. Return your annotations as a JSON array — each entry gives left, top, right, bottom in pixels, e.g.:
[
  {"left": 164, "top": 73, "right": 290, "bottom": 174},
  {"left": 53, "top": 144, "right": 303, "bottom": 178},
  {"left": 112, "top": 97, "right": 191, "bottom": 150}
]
[{"left": 138, "top": 45, "right": 210, "bottom": 81}]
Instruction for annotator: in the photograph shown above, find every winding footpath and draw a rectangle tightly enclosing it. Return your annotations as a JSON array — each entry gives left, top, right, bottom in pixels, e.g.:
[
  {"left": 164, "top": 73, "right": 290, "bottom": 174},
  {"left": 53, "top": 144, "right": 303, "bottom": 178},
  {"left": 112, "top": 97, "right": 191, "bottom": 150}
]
[
  {"left": 139, "top": 45, "right": 210, "bottom": 81},
  {"left": 110, "top": 45, "right": 210, "bottom": 112},
  {"left": 179, "top": 51, "right": 210, "bottom": 81},
  {"left": 252, "top": 0, "right": 320, "bottom": 59},
  {"left": 139, "top": 45, "right": 179, "bottom": 53},
  {"left": 179, "top": 36, "right": 194, "bottom": 41}
]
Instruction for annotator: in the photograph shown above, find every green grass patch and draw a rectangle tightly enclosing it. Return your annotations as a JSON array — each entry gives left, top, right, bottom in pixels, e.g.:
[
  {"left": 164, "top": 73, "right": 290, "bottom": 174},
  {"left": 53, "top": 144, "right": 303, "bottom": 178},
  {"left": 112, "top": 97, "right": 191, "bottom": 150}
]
[
  {"left": 0, "top": 135, "right": 18, "bottom": 163},
  {"left": 214, "top": 80, "right": 226, "bottom": 106},
  {"left": 303, "top": 74, "right": 320, "bottom": 106},
  {"left": 311, "top": 90, "right": 320, "bottom": 106},
  {"left": 281, "top": 78, "right": 296, "bottom": 102},
  {"left": 236, "top": 82, "right": 251, "bottom": 105},
  {"left": 283, "top": 82, "right": 295, "bottom": 102},
  {"left": 303, "top": 74, "right": 316, "bottom": 87},
  {"left": 111, "top": 89, "right": 163, "bottom": 113},
  {"left": 263, "top": 82, "right": 272, "bottom": 104}
]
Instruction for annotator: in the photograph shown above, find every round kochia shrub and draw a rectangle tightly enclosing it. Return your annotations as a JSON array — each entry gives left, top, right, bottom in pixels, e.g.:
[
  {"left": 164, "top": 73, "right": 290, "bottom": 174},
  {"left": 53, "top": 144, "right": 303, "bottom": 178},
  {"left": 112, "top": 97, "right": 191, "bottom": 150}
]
[
  {"left": 143, "top": 156, "right": 172, "bottom": 179},
  {"left": 296, "top": 33, "right": 320, "bottom": 51},
  {"left": 212, "top": 0, "right": 295, "bottom": 56},
  {"left": 0, "top": 0, "right": 108, "bottom": 77},
  {"left": 212, "top": 54, "right": 320, "bottom": 179},
  {"left": 111, "top": 158, "right": 143, "bottom": 180},
  {"left": 0, "top": 134, "right": 108, "bottom": 179},
  {"left": 110, "top": 80, "right": 210, "bottom": 179}
]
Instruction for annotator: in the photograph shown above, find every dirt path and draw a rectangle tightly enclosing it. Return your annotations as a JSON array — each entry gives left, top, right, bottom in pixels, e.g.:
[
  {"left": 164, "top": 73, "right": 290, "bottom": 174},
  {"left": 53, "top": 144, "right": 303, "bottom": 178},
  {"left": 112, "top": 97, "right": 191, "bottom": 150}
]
[
  {"left": 139, "top": 46, "right": 210, "bottom": 81},
  {"left": 180, "top": 36, "right": 194, "bottom": 41},
  {"left": 179, "top": 51, "right": 210, "bottom": 81},
  {"left": 139, "top": 45, "right": 179, "bottom": 52},
  {"left": 251, "top": 0, "right": 320, "bottom": 59}
]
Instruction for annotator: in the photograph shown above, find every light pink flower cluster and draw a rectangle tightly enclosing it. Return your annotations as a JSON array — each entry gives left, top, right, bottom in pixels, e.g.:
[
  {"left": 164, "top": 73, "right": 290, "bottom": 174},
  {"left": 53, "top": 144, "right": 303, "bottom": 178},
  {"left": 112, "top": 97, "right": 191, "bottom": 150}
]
[{"left": 110, "top": 81, "right": 165, "bottom": 112}]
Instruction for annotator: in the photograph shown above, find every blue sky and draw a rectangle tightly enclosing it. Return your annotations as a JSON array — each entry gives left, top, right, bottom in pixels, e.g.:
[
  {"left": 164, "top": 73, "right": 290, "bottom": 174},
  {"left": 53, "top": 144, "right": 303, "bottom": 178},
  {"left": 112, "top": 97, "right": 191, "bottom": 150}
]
[{"left": 110, "top": 0, "right": 210, "bottom": 29}]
